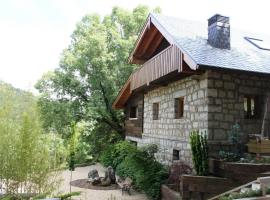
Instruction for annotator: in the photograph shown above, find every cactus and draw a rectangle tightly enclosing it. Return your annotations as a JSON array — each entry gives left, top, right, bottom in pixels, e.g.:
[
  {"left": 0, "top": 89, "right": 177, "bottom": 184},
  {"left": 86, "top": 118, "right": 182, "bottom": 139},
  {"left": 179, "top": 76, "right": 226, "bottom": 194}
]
[{"left": 190, "top": 130, "right": 209, "bottom": 176}]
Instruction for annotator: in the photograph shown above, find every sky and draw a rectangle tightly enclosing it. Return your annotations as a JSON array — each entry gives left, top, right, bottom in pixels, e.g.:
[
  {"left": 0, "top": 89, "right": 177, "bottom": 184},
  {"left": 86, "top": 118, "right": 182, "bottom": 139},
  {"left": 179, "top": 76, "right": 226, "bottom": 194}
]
[{"left": 0, "top": 0, "right": 270, "bottom": 91}]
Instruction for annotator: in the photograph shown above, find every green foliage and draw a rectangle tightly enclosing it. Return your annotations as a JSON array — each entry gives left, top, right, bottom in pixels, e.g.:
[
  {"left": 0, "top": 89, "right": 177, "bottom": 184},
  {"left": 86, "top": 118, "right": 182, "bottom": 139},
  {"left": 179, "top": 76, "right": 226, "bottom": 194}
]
[
  {"left": 190, "top": 130, "right": 209, "bottom": 176},
  {"left": 218, "top": 150, "right": 241, "bottom": 162},
  {"left": 101, "top": 142, "right": 168, "bottom": 200},
  {"left": 238, "top": 154, "right": 270, "bottom": 164},
  {"left": 218, "top": 188, "right": 270, "bottom": 200},
  {"left": 0, "top": 82, "right": 61, "bottom": 196},
  {"left": 100, "top": 141, "right": 137, "bottom": 169},
  {"left": 228, "top": 123, "right": 241, "bottom": 144},
  {"left": 228, "top": 122, "right": 244, "bottom": 155},
  {"left": 35, "top": 6, "right": 161, "bottom": 162}
]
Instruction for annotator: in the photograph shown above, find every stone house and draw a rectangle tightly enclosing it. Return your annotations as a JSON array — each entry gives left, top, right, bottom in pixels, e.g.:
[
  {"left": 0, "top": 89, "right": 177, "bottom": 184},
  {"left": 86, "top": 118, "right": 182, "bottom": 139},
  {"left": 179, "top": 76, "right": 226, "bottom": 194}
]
[{"left": 112, "top": 13, "right": 270, "bottom": 166}]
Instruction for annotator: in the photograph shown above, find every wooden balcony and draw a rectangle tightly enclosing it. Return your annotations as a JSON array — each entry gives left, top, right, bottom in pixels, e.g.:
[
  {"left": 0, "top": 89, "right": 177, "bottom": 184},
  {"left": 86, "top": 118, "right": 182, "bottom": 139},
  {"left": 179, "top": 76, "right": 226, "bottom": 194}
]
[{"left": 130, "top": 45, "right": 182, "bottom": 91}]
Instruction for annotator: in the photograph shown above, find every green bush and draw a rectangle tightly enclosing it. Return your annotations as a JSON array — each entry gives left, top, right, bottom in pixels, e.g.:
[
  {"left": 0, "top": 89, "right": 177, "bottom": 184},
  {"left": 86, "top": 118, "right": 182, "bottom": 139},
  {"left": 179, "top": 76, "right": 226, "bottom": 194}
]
[
  {"left": 218, "top": 150, "right": 241, "bottom": 162},
  {"left": 190, "top": 130, "right": 209, "bottom": 176},
  {"left": 101, "top": 142, "right": 168, "bottom": 200},
  {"left": 100, "top": 141, "right": 137, "bottom": 169}
]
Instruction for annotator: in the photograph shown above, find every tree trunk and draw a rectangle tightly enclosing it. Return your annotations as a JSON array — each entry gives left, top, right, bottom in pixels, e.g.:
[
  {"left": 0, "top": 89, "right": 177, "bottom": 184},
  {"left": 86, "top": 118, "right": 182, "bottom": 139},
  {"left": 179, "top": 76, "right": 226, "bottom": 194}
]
[{"left": 70, "top": 170, "right": 72, "bottom": 199}]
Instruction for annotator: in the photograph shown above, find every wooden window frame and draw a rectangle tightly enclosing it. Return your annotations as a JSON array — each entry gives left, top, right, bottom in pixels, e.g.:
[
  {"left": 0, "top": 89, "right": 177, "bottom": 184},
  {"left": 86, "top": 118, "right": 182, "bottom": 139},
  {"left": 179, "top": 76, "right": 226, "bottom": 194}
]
[
  {"left": 173, "top": 149, "right": 180, "bottom": 160},
  {"left": 175, "top": 97, "right": 184, "bottom": 119},
  {"left": 129, "top": 106, "right": 138, "bottom": 119},
  {"left": 244, "top": 95, "right": 259, "bottom": 119},
  {"left": 153, "top": 102, "right": 159, "bottom": 120}
]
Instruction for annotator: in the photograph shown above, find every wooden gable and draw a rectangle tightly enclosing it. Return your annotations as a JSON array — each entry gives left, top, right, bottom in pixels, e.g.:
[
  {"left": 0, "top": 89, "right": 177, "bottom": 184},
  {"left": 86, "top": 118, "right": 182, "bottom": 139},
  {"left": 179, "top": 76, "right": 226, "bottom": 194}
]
[
  {"left": 113, "top": 14, "right": 199, "bottom": 109},
  {"left": 130, "top": 20, "right": 170, "bottom": 64}
]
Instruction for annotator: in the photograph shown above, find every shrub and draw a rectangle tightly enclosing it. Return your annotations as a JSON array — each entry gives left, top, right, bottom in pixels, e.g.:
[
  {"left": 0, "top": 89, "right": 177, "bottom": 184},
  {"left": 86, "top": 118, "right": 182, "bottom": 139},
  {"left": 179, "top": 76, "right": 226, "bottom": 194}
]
[
  {"left": 116, "top": 144, "right": 168, "bottom": 200},
  {"left": 218, "top": 150, "right": 241, "bottom": 162},
  {"left": 101, "top": 142, "right": 168, "bottom": 200},
  {"left": 100, "top": 141, "right": 137, "bottom": 169},
  {"left": 190, "top": 130, "right": 209, "bottom": 176},
  {"left": 228, "top": 123, "right": 244, "bottom": 154}
]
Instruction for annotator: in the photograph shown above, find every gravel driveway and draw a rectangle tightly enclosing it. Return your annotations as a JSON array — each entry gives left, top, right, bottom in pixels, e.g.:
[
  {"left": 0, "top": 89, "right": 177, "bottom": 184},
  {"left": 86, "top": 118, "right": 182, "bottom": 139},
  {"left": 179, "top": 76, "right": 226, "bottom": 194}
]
[{"left": 57, "top": 163, "right": 148, "bottom": 200}]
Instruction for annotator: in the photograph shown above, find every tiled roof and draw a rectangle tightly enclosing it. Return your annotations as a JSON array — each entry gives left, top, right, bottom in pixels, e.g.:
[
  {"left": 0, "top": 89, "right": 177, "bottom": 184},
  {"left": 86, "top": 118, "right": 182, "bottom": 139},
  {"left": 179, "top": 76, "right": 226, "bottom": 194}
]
[{"left": 152, "top": 13, "right": 270, "bottom": 74}]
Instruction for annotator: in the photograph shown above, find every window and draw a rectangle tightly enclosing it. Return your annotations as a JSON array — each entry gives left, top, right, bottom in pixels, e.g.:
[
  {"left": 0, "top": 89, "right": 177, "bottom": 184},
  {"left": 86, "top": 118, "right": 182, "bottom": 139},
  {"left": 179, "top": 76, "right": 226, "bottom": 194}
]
[
  {"left": 173, "top": 149, "right": 180, "bottom": 160},
  {"left": 153, "top": 103, "right": 159, "bottom": 120},
  {"left": 129, "top": 106, "right": 138, "bottom": 119},
  {"left": 244, "top": 95, "right": 259, "bottom": 119},
  {"left": 244, "top": 37, "right": 270, "bottom": 51},
  {"left": 175, "top": 97, "right": 184, "bottom": 119}
]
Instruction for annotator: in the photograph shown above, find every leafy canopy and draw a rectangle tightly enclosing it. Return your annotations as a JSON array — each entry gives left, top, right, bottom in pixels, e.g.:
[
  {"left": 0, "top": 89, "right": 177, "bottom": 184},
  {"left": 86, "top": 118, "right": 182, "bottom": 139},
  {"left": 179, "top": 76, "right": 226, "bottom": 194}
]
[{"left": 36, "top": 6, "right": 160, "bottom": 140}]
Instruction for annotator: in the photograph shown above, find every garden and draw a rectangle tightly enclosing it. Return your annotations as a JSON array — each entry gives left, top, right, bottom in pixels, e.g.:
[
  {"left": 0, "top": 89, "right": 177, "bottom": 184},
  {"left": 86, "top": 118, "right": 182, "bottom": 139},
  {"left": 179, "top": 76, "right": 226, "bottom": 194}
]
[{"left": 162, "top": 124, "right": 270, "bottom": 200}]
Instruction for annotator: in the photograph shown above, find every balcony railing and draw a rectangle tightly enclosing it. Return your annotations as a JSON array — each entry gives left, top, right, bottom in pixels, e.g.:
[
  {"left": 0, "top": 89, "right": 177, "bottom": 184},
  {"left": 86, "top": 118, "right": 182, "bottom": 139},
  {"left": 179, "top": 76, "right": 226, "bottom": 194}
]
[{"left": 130, "top": 45, "right": 181, "bottom": 91}]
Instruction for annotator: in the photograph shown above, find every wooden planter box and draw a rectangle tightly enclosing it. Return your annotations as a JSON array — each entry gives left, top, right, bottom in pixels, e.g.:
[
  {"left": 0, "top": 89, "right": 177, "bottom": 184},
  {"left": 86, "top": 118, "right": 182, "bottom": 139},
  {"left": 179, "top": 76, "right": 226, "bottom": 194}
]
[
  {"left": 180, "top": 175, "right": 235, "bottom": 200},
  {"left": 209, "top": 158, "right": 270, "bottom": 184},
  {"left": 247, "top": 139, "right": 270, "bottom": 154}
]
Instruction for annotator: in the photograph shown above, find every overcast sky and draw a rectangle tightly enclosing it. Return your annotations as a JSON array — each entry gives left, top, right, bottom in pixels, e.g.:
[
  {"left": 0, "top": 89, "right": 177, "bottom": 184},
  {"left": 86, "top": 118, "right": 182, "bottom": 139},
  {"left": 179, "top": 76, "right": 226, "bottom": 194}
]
[{"left": 0, "top": 0, "right": 270, "bottom": 91}]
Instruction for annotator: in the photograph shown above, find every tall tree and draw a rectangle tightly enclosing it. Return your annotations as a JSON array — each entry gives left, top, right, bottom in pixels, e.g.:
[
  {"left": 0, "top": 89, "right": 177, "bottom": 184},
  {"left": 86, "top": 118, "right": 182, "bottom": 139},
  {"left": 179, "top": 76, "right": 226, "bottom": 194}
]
[{"left": 36, "top": 6, "right": 161, "bottom": 140}]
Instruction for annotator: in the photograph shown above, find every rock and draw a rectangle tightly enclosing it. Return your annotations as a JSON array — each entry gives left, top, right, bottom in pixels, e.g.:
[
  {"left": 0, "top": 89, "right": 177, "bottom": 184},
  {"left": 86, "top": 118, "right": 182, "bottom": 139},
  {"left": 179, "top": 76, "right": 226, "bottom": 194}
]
[
  {"left": 88, "top": 169, "right": 100, "bottom": 184},
  {"left": 101, "top": 166, "right": 116, "bottom": 186}
]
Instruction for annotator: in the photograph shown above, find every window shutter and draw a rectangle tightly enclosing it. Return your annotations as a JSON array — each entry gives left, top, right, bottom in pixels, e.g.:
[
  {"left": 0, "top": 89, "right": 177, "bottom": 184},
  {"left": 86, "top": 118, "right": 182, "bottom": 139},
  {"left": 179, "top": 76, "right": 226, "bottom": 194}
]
[
  {"left": 175, "top": 98, "right": 180, "bottom": 118},
  {"left": 153, "top": 103, "right": 159, "bottom": 120},
  {"left": 179, "top": 98, "right": 184, "bottom": 117},
  {"left": 175, "top": 97, "right": 184, "bottom": 119}
]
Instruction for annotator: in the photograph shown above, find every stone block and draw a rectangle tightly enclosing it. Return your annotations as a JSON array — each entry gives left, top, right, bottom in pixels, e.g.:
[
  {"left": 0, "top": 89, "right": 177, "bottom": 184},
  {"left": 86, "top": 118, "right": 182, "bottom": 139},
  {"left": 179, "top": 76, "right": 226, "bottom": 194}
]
[
  {"left": 208, "top": 105, "right": 222, "bottom": 112},
  {"left": 222, "top": 74, "right": 231, "bottom": 80},
  {"left": 208, "top": 89, "right": 218, "bottom": 97},
  {"left": 208, "top": 71, "right": 221, "bottom": 79},
  {"left": 227, "top": 91, "right": 234, "bottom": 98},
  {"left": 224, "top": 82, "right": 235, "bottom": 90},
  {"left": 200, "top": 79, "right": 207, "bottom": 88},
  {"left": 214, "top": 113, "right": 223, "bottom": 121},
  {"left": 215, "top": 80, "right": 223, "bottom": 88},
  {"left": 218, "top": 90, "right": 226, "bottom": 98},
  {"left": 213, "top": 129, "right": 227, "bottom": 140},
  {"left": 224, "top": 114, "right": 234, "bottom": 122},
  {"left": 198, "top": 90, "right": 205, "bottom": 99}
]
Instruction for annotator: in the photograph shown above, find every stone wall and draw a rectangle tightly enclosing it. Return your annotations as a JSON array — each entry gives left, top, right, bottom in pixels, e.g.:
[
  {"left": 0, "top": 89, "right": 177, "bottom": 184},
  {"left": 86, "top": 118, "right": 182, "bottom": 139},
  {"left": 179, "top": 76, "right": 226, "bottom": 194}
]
[
  {"left": 125, "top": 69, "right": 270, "bottom": 166},
  {"left": 207, "top": 70, "right": 270, "bottom": 144},
  {"left": 139, "top": 73, "right": 208, "bottom": 166}
]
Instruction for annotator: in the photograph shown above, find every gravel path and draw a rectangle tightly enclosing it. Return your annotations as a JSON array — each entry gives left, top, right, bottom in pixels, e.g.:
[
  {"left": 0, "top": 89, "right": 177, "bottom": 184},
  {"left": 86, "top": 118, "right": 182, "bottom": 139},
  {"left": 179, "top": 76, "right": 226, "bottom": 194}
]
[{"left": 58, "top": 163, "right": 148, "bottom": 200}]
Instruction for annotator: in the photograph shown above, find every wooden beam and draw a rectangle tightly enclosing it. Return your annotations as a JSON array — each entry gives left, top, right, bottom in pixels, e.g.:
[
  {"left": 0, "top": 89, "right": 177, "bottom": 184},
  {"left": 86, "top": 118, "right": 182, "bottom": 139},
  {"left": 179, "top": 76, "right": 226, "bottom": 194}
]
[
  {"left": 135, "top": 26, "right": 159, "bottom": 58},
  {"left": 131, "top": 56, "right": 146, "bottom": 65},
  {"left": 183, "top": 53, "right": 198, "bottom": 70},
  {"left": 112, "top": 78, "right": 131, "bottom": 109},
  {"left": 144, "top": 32, "right": 164, "bottom": 58},
  {"left": 178, "top": 52, "right": 183, "bottom": 72}
]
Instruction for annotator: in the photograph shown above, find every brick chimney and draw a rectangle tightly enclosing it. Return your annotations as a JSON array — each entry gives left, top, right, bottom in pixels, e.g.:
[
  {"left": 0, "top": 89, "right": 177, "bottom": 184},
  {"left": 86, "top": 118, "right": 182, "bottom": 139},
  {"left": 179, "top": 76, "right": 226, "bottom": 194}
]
[{"left": 208, "top": 14, "right": 230, "bottom": 49}]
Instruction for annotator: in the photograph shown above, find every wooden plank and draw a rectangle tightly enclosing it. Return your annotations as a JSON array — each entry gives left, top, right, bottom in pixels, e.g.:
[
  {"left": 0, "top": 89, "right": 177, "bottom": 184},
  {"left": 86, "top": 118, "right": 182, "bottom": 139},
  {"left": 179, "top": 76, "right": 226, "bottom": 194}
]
[
  {"left": 131, "top": 45, "right": 183, "bottom": 90},
  {"left": 208, "top": 180, "right": 258, "bottom": 200}
]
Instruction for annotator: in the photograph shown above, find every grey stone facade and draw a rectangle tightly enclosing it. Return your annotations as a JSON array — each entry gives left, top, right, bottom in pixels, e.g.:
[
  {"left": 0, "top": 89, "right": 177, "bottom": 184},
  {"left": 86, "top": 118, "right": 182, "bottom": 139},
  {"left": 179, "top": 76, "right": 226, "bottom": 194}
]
[
  {"left": 128, "top": 73, "right": 208, "bottom": 166},
  {"left": 207, "top": 70, "right": 270, "bottom": 142},
  {"left": 126, "top": 70, "right": 270, "bottom": 167}
]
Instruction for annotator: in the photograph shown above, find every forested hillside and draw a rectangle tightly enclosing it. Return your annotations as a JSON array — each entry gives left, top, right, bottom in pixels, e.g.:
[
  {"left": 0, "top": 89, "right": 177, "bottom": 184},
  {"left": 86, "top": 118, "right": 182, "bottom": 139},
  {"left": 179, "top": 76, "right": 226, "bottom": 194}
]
[
  {"left": 0, "top": 81, "right": 61, "bottom": 195},
  {"left": 0, "top": 81, "right": 36, "bottom": 119}
]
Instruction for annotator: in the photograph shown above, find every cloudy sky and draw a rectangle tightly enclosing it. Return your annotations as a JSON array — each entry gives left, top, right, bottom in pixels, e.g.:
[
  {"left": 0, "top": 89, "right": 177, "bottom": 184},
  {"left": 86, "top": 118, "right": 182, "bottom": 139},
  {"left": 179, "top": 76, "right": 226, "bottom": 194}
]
[{"left": 0, "top": 0, "right": 270, "bottom": 91}]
